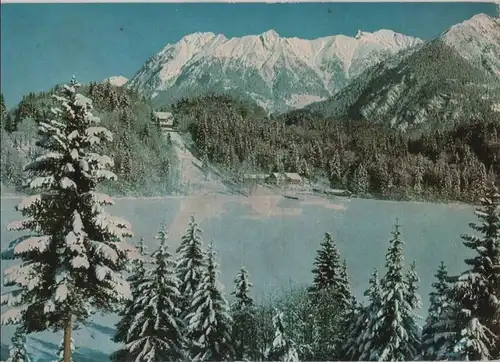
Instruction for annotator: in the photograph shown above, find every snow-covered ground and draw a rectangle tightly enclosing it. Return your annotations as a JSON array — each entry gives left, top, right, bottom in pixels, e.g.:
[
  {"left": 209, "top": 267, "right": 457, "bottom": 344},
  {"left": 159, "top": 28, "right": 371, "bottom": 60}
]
[
  {"left": 168, "top": 131, "right": 231, "bottom": 196},
  {"left": 1, "top": 195, "right": 476, "bottom": 361}
]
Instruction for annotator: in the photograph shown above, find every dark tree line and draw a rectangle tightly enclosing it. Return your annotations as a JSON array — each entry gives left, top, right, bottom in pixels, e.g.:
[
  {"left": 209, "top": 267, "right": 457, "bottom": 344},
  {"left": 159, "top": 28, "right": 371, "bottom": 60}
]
[{"left": 172, "top": 94, "right": 499, "bottom": 203}]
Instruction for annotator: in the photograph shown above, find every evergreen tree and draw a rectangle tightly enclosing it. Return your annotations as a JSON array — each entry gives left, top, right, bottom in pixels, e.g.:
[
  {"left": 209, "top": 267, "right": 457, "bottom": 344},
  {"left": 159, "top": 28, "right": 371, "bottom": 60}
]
[
  {"left": 311, "top": 232, "right": 342, "bottom": 292},
  {"left": 413, "top": 156, "right": 424, "bottom": 194},
  {"left": 352, "top": 162, "right": 369, "bottom": 194},
  {"left": 405, "top": 260, "right": 423, "bottom": 324},
  {"left": 0, "top": 77, "right": 135, "bottom": 362},
  {"left": 339, "top": 258, "right": 356, "bottom": 312},
  {"left": 421, "top": 261, "right": 452, "bottom": 360},
  {"left": 231, "top": 266, "right": 258, "bottom": 360},
  {"left": 176, "top": 215, "right": 205, "bottom": 317},
  {"left": 185, "top": 242, "right": 233, "bottom": 361},
  {"left": 266, "top": 309, "right": 299, "bottom": 362},
  {"left": 135, "top": 237, "right": 148, "bottom": 269},
  {"left": 6, "top": 328, "right": 31, "bottom": 362},
  {"left": 368, "top": 222, "right": 421, "bottom": 361},
  {"left": 112, "top": 237, "right": 149, "bottom": 352},
  {"left": 344, "top": 269, "right": 382, "bottom": 361},
  {"left": 328, "top": 153, "right": 342, "bottom": 188},
  {"left": 112, "top": 228, "right": 184, "bottom": 362},
  {"left": 310, "top": 234, "right": 353, "bottom": 360},
  {"left": 310, "top": 285, "right": 344, "bottom": 360},
  {"left": 442, "top": 181, "right": 500, "bottom": 360}
]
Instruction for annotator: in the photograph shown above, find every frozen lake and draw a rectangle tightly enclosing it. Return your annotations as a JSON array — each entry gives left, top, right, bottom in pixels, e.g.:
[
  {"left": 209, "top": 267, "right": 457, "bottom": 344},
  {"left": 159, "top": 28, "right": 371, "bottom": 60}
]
[{"left": 0, "top": 195, "right": 476, "bottom": 361}]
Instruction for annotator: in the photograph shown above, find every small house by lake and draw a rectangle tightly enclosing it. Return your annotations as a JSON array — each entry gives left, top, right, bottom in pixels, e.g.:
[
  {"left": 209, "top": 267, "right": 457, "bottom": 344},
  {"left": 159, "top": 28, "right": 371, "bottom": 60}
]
[{"left": 283, "top": 173, "right": 303, "bottom": 185}]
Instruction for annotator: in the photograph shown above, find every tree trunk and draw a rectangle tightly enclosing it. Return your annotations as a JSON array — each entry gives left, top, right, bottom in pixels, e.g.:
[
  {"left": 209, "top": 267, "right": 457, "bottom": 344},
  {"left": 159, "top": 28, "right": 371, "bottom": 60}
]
[{"left": 63, "top": 316, "right": 72, "bottom": 362}]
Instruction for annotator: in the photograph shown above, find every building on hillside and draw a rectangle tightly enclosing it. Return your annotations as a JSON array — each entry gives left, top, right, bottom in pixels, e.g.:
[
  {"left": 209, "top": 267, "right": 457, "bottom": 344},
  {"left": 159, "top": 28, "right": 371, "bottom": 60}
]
[
  {"left": 283, "top": 173, "right": 303, "bottom": 185},
  {"left": 154, "top": 111, "right": 174, "bottom": 132},
  {"left": 266, "top": 172, "right": 285, "bottom": 185}
]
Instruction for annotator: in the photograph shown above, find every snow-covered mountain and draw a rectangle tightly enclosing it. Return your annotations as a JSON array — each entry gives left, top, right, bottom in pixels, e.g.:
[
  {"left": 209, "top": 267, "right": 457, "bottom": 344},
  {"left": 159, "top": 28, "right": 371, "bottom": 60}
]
[
  {"left": 298, "top": 13, "right": 500, "bottom": 132},
  {"left": 127, "top": 29, "right": 422, "bottom": 112},
  {"left": 103, "top": 75, "right": 129, "bottom": 87},
  {"left": 441, "top": 13, "right": 500, "bottom": 78}
]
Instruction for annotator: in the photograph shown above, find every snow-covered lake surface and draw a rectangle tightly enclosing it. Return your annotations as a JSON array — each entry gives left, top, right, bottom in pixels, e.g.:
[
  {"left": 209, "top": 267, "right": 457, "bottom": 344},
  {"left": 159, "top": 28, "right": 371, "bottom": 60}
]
[{"left": 0, "top": 195, "right": 475, "bottom": 361}]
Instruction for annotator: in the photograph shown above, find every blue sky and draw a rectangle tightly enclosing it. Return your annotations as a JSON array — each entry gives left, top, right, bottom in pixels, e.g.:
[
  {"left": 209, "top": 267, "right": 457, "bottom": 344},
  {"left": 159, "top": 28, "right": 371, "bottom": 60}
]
[{"left": 1, "top": 2, "right": 497, "bottom": 107}]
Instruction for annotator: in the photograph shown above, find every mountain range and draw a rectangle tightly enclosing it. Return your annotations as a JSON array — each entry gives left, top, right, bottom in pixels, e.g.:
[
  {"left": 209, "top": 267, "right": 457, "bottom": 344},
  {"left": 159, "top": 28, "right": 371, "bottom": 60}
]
[
  {"left": 125, "top": 28, "right": 422, "bottom": 112},
  {"left": 116, "top": 13, "right": 500, "bottom": 129}
]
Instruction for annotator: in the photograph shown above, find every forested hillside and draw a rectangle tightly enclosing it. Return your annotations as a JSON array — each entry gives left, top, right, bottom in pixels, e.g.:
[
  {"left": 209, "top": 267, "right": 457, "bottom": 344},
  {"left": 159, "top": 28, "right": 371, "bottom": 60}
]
[
  {"left": 296, "top": 40, "right": 500, "bottom": 132},
  {"left": 0, "top": 82, "right": 179, "bottom": 196},
  {"left": 172, "top": 94, "right": 499, "bottom": 203}
]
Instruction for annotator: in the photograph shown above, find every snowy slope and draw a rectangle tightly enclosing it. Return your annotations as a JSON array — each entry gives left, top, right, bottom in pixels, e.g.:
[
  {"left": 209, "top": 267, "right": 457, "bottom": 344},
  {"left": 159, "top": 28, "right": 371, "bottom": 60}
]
[
  {"left": 126, "top": 29, "right": 422, "bottom": 112},
  {"left": 102, "top": 75, "right": 129, "bottom": 87},
  {"left": 168, "top": 132, "right": 230, "bottom": 196},
  {"left": 441, "top": 13, "right": 500, "bottom": 79}
]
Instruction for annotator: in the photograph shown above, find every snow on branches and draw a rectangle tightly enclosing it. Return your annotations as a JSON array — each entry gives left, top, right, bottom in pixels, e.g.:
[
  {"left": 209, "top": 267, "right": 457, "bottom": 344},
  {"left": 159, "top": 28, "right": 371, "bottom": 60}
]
[{"left": 1, "top": 76, "right": 136, "bottom": 345}]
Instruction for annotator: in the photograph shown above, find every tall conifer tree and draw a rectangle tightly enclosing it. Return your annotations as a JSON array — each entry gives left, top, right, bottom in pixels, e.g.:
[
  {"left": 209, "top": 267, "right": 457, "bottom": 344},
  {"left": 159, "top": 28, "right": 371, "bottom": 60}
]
[
  {"left": 366, "top": 222, "right": 421, "bottom": 361},
  {"left": 112, "top": 228, "right": 184, "bottom": 362},
  {"left": 440, "top": 182, "right": 500, "bottom": 360},
  {"left": 176, "top": 215, "right": 205, "bottom": 317},
  {"left": 185, "top": 242, "right": 233, "bottom": 361},
  {"left": 231, "top": 266, "right": 258, "bottom": 361},
  {"left": 0, "top": 77, "right": 135, "bottom": 362},
  {"left": 421, "top": 261, "right": 452, "bottom": 360},
  {"left": 344, "top": 269, "right": 382, "bottom": 361}
]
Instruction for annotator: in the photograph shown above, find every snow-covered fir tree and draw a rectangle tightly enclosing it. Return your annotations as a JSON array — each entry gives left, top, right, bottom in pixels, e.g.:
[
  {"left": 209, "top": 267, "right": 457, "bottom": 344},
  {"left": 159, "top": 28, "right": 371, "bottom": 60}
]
[
  {"left": 112, "top": 237, "right": 151, "bottom": 359},
  {"left": 112, "top": 228, "right": 184, "bottom": 362},
  {"left": 130, "top": 237, "right": 148, "bottom": 271},
  {"left": 311, "top": 232, "right": 342, "bottom": 292},
  {"left": 185, "top": 242, "right": 233, "bottom": 361},
  {"left": 367, "top": 222, "right": 421, "bottom": 361},
  {"left": 310, "top": 234, "right": 353, "bottom": 360},
  {"left": 405, "top": 260, "right": 423, "bottom": 348},
  {"left": 231, "top": 266, "right": 258, "bottom": 360},
  {"left": 266, "top": 309, "right": 299, "bottom": 362},
  {"left": 126, "top": 237, "right": 149, "bottom": 283},
  {"left": 420, "top": 261, "right": 452, "bottom": 360},
  {"left": 344, "top": 269, "right": 382, "bottom": 361},
  {"left": 338, "top": 259, "right": 358, "bottom": 358},
  {"left": 352, "top": 163, "right": 369, "bottom": 195},
  {"left": 176, "top": 215, "right": 205, "bottom": 317},
  {"left": 232, "top": 266, "right": 254, "bottom": 311},
  {"left": 0, "top": 77, "right": 135, "bottom": 362},
  {"left": 309, "top": 284, "right": 343, "bottom": 360},
  {"left": 405, "top": 260, "right": 422, "bottom": 311},
  {"left": 56, "top": 338, "right": 75, "bottom": 362},
  {"left": 339, "top": 258, "right": 356, "bottom": 312},
  {"left": 6, "top": 328, "right": 31, "bottom": 362},
  {"left": 440, "top": 181, "right": 500, "bottom": 360}
]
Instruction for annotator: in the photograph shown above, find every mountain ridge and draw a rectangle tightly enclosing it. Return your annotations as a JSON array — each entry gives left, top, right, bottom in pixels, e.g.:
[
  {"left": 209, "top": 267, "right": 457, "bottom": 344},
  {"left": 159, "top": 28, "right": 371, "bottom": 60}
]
[
  {"left": 126, "top": 28, "right": 422, "bottom": 112},
  {"left": 289, "top": 13, "right": 500, "bottom": 132}
]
